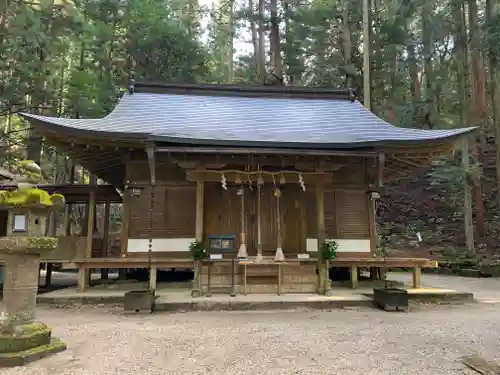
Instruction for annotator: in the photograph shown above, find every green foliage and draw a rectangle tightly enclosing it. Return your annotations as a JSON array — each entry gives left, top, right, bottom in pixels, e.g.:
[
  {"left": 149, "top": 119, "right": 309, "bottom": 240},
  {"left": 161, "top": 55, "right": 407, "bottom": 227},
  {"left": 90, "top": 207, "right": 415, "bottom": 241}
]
[
  {"left": 27, "top": 237, "right": 58, "bottom": 250},
  {"left": 188, "top": 240, "right": 208, "bottom": 261},
  {"left": 320, "top": 240, "right": 338, "bottom": 261},
  {"left": 0, "top": 189, "right": 64, "bottom": 208}
]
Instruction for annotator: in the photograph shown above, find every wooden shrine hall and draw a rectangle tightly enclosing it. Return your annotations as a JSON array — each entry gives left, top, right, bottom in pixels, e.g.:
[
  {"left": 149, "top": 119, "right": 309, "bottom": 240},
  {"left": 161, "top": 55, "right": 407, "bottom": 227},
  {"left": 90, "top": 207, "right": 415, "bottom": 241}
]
[{"left": 20, "top": 82, "right": 476, "bottom": 295}]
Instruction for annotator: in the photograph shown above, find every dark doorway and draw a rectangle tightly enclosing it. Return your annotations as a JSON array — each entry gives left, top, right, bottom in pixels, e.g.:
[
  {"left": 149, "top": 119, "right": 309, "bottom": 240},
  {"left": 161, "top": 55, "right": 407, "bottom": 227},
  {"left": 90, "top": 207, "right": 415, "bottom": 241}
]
[{"left": 0, "top": 210, "right": 8, "bottom": 237}]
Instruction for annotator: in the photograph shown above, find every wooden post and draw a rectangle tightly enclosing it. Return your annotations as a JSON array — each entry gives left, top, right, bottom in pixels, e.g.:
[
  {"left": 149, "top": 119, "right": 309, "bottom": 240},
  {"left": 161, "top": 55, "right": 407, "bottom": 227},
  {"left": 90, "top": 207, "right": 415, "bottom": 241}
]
[
  {"left": 101, "top": 199, "right": 111, "bottom": 280},
  {"left": 119, "top": 153, "right": 131, "bottom": 281},
  {"left": 316, "top": 183, "right": 326, "bottom": 294},
  {"left": 412, "top": 267, "right": 422, "bottom": 289},
  {"left": 63, "top": 160, "right": 75, "bottom": 236},
  {"left": 146, "top": 145, "right": 156, "bottom": 293},
  {"left": 149, "top": 266, "right": 157, "bottom": 290},
  {"left": 350, "top": 265, "right": 359, "bottom": 288},
  {"left": 193, "top": 180, "right": 204, "bottom": 297},
  {"left": 256, "top": 183, "right": 263, "bottom": 262},
  {"left": 44, "top": 263, "right": 52, "bottom": 288},
  {"left": 78, "top": 189, "right": 95, "bottom": 292},
  {"left": 237, "top": 187, "right": 248, "bottom": 258}
]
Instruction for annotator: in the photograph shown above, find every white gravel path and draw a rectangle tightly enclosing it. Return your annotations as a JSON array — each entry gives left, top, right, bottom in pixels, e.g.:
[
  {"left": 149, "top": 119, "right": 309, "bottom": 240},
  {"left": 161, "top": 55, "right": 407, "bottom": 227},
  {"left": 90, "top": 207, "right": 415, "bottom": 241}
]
[
  {"left": 4, "top": 273, "right": 500, "bottom": 375},
  {"left": 0, "top": 303, "right": 497, "bottom": 375}
]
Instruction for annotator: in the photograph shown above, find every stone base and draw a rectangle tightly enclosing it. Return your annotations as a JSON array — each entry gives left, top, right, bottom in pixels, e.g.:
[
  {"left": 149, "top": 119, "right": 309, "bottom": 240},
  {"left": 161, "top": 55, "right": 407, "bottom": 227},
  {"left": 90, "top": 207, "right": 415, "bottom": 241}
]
[
  {"left": 0, "top": 322, "right": 66, "bottom": 367},
  {"left": 0, "top": 338, "right": 67, "bottom": 367},
  {"left": 123, "top": 290, "right": 156, "bottom": 313}
]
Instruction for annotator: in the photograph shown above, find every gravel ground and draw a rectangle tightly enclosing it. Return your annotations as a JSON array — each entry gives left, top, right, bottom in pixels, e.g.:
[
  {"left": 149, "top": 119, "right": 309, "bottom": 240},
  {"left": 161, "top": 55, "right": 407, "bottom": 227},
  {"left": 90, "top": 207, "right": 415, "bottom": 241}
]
[{"left": 3, "top": 274, "right": 500, "bottom": 375}]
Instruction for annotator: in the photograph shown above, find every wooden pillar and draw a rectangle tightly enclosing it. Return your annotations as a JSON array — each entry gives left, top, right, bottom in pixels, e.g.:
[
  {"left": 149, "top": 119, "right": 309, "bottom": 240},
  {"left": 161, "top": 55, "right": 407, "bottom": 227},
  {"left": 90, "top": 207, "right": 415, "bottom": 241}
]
[
  {"left": 120, "top": 153, "right": 131, "bottom": 257},
  {"left": 316, "top": 182, "right": 326, "bottom": 295},
  {"left": 101, "top": 199, "right": 111, "bottom": 280},
  {"left": 78, "top": 189, "right": 95, "bottom": 292},
  {"left": 412, "top": 267, "right": 422, "bottom": 289},
  {"left": 146, "top": 145, "right": 156, "bottom": 292},
  {"left": 149, "top": 266, "right": 157, "bottom": 290},
  {"left": 193, "top": 180, "right": 204, "bottom": 297},
  {"left": 63, "top": 161, "right": 75, "bottom": 236},
  {"left": 44, "top": 262, "right": 53, "bottom": 288},
  {"left": 350, "top": 265, "right": 359, "bottom": 288}
]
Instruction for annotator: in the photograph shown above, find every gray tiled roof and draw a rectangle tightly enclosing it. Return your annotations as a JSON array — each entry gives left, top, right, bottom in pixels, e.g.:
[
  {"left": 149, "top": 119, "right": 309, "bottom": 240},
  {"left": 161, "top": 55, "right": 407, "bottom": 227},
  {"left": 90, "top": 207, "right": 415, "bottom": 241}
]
[{"left": 21, "top": 91, "right": 475, "bottom": 148}]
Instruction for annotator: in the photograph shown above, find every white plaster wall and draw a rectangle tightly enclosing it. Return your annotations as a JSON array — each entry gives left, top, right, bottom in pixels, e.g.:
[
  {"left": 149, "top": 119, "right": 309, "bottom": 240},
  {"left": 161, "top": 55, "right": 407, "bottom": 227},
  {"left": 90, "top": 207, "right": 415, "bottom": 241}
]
[
  {"left": 306, "top": 238, "right": 371, "bottom": 253},
  {"left": 127, "top": 238, "right": 194, "bottom": 252}
]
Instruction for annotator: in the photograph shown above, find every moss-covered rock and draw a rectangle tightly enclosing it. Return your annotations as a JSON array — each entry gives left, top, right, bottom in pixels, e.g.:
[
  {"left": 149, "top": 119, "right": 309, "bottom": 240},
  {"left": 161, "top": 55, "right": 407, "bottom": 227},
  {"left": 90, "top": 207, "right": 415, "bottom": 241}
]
[
  {"left": 0, "top": 338, "right": 67, "bottom": 367},
  {"left": 0, "top": 188, "right": 64, "bottom": 208},
  {"left": 0, "top": 323, "right": 51, "bottom": 353},
  {"left": 0, "top": 236, "right": 58, "bottom": 254}
]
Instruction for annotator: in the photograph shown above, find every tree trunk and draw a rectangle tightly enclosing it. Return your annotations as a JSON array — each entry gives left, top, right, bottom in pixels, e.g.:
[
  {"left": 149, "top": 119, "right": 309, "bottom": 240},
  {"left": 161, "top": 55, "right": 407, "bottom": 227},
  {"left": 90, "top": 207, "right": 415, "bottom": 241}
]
[
  {"left": 226, "top": 0, "right": 235, "bottom": 84},
  {"left": 421, "top": 0, "right": 435, "bottom": 129},
  {"left": 248, "top": 0, "right": 259, "bottom": 76},
  {"left": 462, "top": 141, "right": 475, "bottom": 254},
  {"left": 486, "top": 0, "right": 500, "bottom": 208},
  {"left": 362, "top": 0, "right": 371, "bottom": 110},
  {"left": 453, "top": 0, "right": 474, "bottom": 252},
  {"left": 257, "top": 0, "right": 266, "bottom": 84},
  {"left": 468, "top": 0, "right": 485, "bottom": 238},
  {"left": 269, "top": 0, "right": 282, "bottom": 80}
]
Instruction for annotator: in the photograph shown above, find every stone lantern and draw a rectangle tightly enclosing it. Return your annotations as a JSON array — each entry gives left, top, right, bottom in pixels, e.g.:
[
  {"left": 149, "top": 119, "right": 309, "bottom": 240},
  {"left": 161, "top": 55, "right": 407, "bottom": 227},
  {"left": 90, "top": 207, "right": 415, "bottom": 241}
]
[{"left": 0, "top": 161, "right": 67, "bottom": 366}]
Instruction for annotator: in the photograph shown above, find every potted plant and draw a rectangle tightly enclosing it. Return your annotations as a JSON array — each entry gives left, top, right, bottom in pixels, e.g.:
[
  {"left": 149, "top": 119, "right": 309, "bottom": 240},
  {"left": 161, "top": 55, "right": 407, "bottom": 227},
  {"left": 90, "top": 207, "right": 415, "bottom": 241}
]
[
  {"left": 372, "top": 235, "right": 409, "bottom": 312},
  {"left": 320, "top": 240, "right": 337, "bottom": 294},
  {"left": 189, "top": 240, "right": 208, "bottom": 297}
]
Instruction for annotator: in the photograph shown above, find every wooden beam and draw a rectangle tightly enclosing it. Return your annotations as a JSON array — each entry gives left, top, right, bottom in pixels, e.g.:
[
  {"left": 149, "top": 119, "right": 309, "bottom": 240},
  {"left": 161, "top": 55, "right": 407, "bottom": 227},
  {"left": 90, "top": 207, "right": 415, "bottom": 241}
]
[
  {"left": 156, "top": 146, "right": 377, "bottom": 157},
  {"left": 186, "top": 170, "right": 333, "bottom": 184}
]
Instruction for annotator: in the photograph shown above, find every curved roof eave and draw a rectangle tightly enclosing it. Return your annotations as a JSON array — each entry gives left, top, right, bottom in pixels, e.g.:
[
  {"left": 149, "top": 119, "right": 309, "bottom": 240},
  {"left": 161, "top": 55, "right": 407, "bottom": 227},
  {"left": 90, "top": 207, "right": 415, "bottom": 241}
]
[
  {"left": 19, "top": 113, "right": 151, "bottom": 141},
  {"left": 19, "top": 89, "right": 478, "bottom": 151},
  {"left": 21, "top": 111, "right": 477, "bottom": 150}
]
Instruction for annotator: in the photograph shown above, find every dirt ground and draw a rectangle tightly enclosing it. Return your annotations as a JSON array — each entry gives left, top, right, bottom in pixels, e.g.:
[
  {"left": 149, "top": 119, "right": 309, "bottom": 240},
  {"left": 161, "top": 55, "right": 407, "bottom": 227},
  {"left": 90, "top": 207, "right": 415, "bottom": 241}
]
[{"left": 3, "top": 274, "right": 500, "bottom": 375}]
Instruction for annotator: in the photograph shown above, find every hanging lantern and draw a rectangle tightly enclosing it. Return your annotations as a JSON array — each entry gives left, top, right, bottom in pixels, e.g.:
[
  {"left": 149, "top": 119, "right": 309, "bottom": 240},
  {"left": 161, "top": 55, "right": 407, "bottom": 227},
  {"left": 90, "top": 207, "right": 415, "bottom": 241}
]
[
  {"left": 279, "top": 173, "right": 286, "bottom": 185},
  {"left": 257, "top": 174, "right": 264, "bottom": 186},
  {"left": 273, "top": 188, "right": 281, "bottom": 197},
  {"left": 237, "top": 187, "right": 243, "bottom": 196},
  {"left": 235, "top": 173, "right": 242, "bottom": 185}
]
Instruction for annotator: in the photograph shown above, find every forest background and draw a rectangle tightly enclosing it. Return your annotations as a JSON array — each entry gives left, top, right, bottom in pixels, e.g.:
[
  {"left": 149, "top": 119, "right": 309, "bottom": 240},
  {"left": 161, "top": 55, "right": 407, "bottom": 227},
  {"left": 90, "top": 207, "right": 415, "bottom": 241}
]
[{"left": 1, "top": 0, "right": 499, "bottom": 260}]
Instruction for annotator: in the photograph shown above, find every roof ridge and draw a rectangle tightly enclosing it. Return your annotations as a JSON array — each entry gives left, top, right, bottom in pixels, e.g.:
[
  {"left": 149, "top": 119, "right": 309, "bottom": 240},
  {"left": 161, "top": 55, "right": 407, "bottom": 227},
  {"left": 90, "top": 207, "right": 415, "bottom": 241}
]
[{"left": 132, "top": 82, "right": 357, "bottom": 101}]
